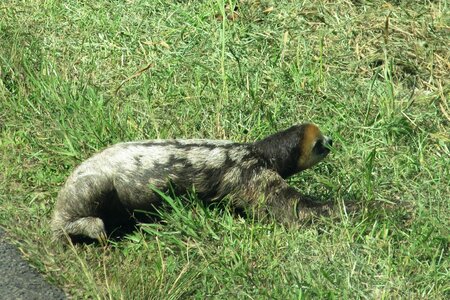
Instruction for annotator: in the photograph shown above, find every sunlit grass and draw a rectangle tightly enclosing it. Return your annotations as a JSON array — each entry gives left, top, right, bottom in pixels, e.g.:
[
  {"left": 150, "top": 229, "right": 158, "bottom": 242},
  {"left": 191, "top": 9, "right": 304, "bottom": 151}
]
[{"left": 0, "top": 0, "right": 448, "bottom": 298}]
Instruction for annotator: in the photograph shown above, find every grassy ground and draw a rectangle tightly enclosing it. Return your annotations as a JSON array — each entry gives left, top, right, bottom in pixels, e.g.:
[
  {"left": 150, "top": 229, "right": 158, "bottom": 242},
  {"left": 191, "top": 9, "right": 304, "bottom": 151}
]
[{"left": 0, "top": 0, "right": 449, "bottom": 298}]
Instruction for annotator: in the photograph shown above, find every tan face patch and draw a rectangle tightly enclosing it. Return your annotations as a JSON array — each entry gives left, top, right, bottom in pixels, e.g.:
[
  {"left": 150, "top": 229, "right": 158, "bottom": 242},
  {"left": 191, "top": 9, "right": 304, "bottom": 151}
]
[{"left": 297, "top": 124, "right": 325, "bottom": 170}]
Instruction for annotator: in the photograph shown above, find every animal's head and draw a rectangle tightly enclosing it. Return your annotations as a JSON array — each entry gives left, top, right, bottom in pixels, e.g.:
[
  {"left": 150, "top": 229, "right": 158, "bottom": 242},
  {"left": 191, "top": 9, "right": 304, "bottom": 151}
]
[
  {"left": 254, "top": 123, "right": 333, "bottom": 178},
  {"left": 296, "top": 123, "right": 332, "bottom": 171}
]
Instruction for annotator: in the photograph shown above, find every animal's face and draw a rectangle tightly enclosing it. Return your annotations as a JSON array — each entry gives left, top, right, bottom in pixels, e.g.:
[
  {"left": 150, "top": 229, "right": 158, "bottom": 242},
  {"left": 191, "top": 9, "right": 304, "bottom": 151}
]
[{"left": 297, "top": 123, "right": 332, "bottom": 171}]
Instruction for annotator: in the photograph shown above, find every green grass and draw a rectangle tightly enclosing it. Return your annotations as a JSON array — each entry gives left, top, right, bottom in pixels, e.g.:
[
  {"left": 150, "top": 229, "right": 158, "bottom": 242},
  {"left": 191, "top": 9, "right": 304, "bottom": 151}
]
[{"left": 1, "top": 0, "right": 449, "bottom": 298}]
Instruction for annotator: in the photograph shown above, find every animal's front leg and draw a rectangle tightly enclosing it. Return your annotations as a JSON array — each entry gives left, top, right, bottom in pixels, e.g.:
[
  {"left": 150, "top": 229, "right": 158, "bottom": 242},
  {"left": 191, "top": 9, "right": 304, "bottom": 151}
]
[
  {"left": 263, "top": 183, "right": 334, "bottom": 225},
  {"left": 236, "top": 169, "right": 332, "bottom": 225}
]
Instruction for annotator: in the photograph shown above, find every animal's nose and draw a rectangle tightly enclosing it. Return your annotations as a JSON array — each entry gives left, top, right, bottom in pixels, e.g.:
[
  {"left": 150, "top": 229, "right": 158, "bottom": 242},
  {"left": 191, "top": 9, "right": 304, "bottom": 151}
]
[{"left": 324, "top": 136, "right": 333, "bottom": 148}]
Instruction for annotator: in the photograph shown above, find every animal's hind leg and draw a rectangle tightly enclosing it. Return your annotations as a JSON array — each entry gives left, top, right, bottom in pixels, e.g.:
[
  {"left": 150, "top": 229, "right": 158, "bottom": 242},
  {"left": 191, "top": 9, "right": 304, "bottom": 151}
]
[{"left": 59, "top": 217, "right": 107, "bottom": 245}]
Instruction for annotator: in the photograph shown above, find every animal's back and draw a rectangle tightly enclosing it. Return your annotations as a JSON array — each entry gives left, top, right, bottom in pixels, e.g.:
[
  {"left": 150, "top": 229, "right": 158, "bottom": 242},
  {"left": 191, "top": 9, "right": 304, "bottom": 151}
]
[{"left": 53, "top": 139, "right": 254, "bottom": 223}]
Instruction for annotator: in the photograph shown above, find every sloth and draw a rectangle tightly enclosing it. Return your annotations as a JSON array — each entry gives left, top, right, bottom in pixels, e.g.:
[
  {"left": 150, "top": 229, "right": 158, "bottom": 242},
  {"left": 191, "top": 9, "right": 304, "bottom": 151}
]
[{"left": 51, "top": 123, "right": 333, "bottom": 244}]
